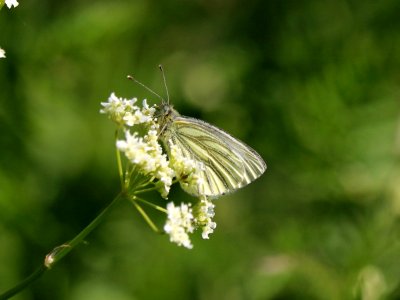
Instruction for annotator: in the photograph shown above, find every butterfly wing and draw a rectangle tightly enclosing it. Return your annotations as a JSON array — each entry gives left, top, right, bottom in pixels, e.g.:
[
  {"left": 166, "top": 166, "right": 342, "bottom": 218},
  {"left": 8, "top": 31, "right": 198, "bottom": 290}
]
[{"left": 163, "top": 116, "right": 266, "bottom": 197}]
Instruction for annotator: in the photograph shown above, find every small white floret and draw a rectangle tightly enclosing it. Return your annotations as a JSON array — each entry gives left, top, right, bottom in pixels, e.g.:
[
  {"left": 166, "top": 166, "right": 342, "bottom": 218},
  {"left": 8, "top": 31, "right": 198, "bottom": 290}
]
[
  {"left": 5, "top": 0, "right": 19, "bottom": 8},
  {"left": 164, "top": 202, "right": 194, "bottom": 249}
]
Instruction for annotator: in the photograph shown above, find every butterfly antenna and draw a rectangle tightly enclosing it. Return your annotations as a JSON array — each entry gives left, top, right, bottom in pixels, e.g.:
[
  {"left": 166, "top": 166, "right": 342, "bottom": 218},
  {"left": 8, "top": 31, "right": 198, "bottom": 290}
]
[
  {"left": 127, "top": 75, "right": 165, "bottom": 102},
  {"left": 159, "top": 64, "right": 170, "bottom": 104}
]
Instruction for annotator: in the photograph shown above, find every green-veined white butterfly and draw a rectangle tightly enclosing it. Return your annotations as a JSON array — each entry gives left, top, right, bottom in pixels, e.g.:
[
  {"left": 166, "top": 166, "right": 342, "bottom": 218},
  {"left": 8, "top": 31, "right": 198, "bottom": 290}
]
[{"left": 128, "top": 67, "right": 266, "bottom": 197}]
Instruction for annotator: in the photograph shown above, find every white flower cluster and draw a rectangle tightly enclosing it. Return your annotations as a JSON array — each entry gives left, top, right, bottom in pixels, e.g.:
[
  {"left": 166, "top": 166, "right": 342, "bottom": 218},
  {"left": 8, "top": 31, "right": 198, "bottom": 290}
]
[
  {"left": 101, "top": 92, "right": 217, "bottom": 249},
  {"left": 169, "top": 142, "right": 205, "bottom": 196},
  {"left": 116, "top": 129, "right": 174, "bottom": 198},
  {"left": 164, "top": 197, "right": 217, "bottom": 248},
  {"left": 101, "top": 93, "right": 173, "bottom": 197},
  {"left": 194, "top": 197, "right": 217, "bottom": 239},
  {"left": 100, "top": 92, "right": 155, "bottom": 126},
  {"left": 164, "top": 202, "right": 194, "bottom": 249},
  {"left": 0, "top": 48, "right": 5, "bottom": 58}
]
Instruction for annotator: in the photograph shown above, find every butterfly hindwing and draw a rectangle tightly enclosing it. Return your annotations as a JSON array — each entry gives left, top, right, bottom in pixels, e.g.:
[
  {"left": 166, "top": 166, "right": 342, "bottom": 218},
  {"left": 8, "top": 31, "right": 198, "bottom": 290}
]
[{"left": 164, "top": 116, "right": 266, "bottom": 197}]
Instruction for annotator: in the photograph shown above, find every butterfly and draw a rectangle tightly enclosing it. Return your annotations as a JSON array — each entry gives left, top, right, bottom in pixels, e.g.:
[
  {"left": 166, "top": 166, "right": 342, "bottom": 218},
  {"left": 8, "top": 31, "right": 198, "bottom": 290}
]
[{"left": 128, "top": 67, "right": 266, "bottom": 197}]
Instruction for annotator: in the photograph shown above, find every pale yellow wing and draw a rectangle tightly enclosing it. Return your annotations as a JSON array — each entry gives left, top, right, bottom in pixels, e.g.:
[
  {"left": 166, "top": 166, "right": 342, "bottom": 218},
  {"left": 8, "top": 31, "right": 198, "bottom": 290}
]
[{"left": 163, "top": 116, "right": 266, "bottom": 197}]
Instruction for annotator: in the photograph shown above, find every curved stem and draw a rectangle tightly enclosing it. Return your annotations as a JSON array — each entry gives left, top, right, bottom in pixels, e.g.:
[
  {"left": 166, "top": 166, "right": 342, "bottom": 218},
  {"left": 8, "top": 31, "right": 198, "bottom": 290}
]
[
  {"left": 0, "top": 265, "right": 46, "bottom": 300},
  {"left": 0, "top": 192, "right": 125, "bottom": 300}
]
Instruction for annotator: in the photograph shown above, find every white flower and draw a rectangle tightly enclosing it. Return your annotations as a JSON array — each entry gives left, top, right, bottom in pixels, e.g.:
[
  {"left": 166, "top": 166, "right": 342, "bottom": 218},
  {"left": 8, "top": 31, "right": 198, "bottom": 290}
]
[
  {"left": 123, "top": 109, "right": 152, "bottom": 126},
  {"left": 5, "top": 0, "right": 19, "bottom": 8},
  {"left": 117, "top": 129, "right": 174, "bottom": 198},
  {"left": 142, "top": 99, "right": 156, "bottom": 117},
  {"left": 164, "top": 202, "right": 194, "bottom": 249},
  {"left": 146, "top": 129, "right": 175, "bottom": 197},
  {"left": 193, "top": 196, "right": 217, "bottom": 239},
  {"left": 169, "top": 142, "right": 205, "bottom": 195},
  {"left": 101, "top": 93, "right": 156, "bottom": 127},
  {"left": 103, "top": 93, "right": 173, "bottom": 197},
  {"left": 116, "top": 131, "right": 153, "bottom": 168},
  {"left": 0, "top": 48, "right": 5, "bottom": 58},
  {"left": 100, "top": 93, "right": 136, "bottom": 125}
]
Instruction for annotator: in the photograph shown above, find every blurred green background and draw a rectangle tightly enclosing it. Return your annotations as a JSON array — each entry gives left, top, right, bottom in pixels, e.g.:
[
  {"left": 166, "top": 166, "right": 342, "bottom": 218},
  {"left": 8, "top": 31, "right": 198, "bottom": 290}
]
[{"left": 1, "top": 0, "right": 400, "bottom": 299}]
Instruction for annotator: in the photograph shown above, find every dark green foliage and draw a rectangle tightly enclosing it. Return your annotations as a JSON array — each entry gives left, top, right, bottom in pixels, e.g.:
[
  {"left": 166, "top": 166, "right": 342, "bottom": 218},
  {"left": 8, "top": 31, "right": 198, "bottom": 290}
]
[{"left": 1, "top": 0, "right": 399, "bottom": 299}]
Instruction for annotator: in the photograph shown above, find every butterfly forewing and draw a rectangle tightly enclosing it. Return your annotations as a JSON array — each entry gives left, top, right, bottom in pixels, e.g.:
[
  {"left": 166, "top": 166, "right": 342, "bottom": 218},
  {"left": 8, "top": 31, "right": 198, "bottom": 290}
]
[{"left": 162, "top": 114, "right": 266, "bottom": 197}]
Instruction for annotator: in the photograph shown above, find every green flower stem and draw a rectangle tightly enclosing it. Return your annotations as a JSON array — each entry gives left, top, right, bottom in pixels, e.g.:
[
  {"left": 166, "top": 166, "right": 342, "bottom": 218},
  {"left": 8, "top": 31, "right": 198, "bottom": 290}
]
[
  {"left": 115, "top": 129, "right": 124, "bottom": 189},
  {"left": 132, "top": 178, "right": 151, "bottom": 189},
  {"left": 134, "top": 196, "right": 167, "bottom": 213},
  {"left": 0, "top": 192, "right": 125, "bottom": 300},
  {"left": 0, "top": 265, "right": 46, "bottom": 300},
  {"left": 44, "top": 192, "right": 124, "bottom": 266},
  {"left": 133, "top": 186, "right": 158, "bottom": 194},
  {"left": 130, "top": 198, "right": 163, "bottom": 233}
]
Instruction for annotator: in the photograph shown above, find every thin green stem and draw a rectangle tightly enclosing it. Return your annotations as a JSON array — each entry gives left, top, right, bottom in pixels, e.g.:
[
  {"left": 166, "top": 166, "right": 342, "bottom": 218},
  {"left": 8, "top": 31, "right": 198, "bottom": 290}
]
[
  {"left": 132, "top": 176, "right": 154, "bottom": 190},
  {"left": 0, "top": 265, "right": 46, "bottom": 300},
  {"left": 129, "top": 166, "right": 140, "bottom": 186},
  {"left": 133, "top": 186, "right": 158, "bottom": 195},
  {"left": 130, "top": 198, "right": 163, "bottom": 233},
  {"left": 0, "top": 192, "right": 125, "bottom": 300},
  {"left": 115, "top": 129, "right": 124, "bottom": 190},
  {"left": 135, "top": 196, "right": 167, "bottom": 213},
  {"left": 124, "top": 164, "right": 138, "bottom": 191},
  {"left": 45, "top": 192, "right": 124, "bottom": 266}
]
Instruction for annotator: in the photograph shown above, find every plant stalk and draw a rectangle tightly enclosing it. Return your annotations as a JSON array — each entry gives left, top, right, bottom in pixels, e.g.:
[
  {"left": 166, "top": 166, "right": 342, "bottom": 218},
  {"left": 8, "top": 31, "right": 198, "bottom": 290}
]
[{"left": 0, "top": 192, "right": 125, "bottom": 300}]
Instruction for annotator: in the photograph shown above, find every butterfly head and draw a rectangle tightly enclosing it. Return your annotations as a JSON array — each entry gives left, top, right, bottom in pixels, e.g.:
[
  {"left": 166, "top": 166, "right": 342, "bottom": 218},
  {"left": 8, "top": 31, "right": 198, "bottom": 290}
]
[{"left": 154, "top": 102, "right": 180, "bottom": 136}]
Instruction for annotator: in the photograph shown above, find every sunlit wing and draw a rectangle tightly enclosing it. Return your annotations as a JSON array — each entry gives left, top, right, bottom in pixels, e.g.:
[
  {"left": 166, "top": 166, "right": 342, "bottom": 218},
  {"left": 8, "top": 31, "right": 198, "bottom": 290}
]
[{"left": 165, "top": 116, "right": 267, "bottom": 197}]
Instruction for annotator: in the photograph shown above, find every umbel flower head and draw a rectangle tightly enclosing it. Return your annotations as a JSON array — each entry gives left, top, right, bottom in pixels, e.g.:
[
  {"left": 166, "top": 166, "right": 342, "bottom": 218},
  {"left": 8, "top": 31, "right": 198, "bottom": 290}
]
[{"left": 101, "top": 93, "right": 217, "bottom": 248}]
